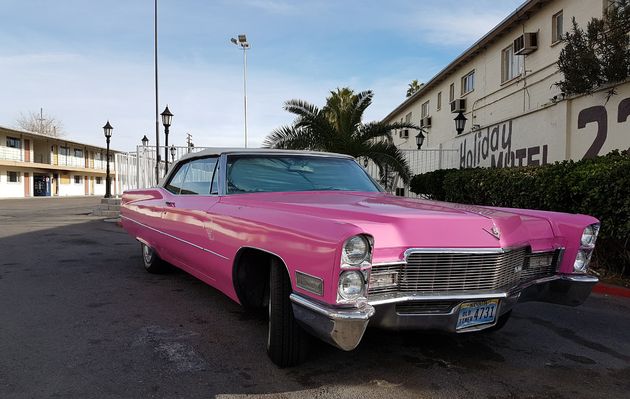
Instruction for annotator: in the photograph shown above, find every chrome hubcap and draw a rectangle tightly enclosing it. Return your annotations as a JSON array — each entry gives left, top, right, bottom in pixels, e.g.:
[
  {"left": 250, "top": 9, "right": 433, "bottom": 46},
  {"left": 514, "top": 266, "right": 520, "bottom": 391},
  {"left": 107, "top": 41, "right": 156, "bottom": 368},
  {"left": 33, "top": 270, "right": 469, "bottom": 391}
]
[{"left": 142, "top": 245, "right": 152, "bottom": 265}]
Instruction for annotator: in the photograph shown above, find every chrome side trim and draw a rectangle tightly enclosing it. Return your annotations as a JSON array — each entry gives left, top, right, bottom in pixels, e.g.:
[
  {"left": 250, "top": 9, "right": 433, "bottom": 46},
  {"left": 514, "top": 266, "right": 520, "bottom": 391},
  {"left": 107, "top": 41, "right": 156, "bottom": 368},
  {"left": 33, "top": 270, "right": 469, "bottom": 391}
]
[{"left": 121, "top": 215, "right": 229, "bottom": 260}]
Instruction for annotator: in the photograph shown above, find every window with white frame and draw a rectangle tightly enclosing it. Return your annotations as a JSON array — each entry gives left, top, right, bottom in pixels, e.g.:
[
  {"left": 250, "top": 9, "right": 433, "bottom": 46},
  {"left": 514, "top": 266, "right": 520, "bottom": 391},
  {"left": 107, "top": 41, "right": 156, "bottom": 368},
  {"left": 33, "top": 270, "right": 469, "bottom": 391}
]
[
  {"left": 421, "top": 101, "right": 430, "bottom": 118},
  {"left": 74, "top": 175, "right": 82, "bottom": 184},
  {"left": 437, "top": 92, "right": 442, "bottom": 110},
  {"left": 449, "top": 83, "right": 455, "bottom": 102},
  {"left": 461, "top": 71, "right": 475, "bottom": 95},
  {"left": 6, "top": 137, "right": 21, "bottom": 149},
  {"left": 74, "top": 149, "right": 83, "bottom": 158},
  {"left": 552, "top": 10, "right": 564, "bottom": 43},
  {"left": 7, "top": 171, "right": 20, "bottom": 183},
  {"left": 59, "top": 146, "right": 69, "bottom": 156},
  {"left": 96, "top": 177, "right": 102, "bottom": 184},
  {"left": 502, "top": 45, "right": 524, "bottom": 82},
  {"left": 405, "top": 112, "right": 412, "bottom": 123}
]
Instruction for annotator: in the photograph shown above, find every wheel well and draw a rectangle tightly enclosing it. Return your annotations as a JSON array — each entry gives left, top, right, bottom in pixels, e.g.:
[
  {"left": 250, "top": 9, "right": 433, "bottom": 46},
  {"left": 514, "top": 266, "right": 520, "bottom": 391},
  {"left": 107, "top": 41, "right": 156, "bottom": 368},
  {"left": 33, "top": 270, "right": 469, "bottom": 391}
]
[{"left": 233, "top": 248, "right": 288, "bottom": 309}]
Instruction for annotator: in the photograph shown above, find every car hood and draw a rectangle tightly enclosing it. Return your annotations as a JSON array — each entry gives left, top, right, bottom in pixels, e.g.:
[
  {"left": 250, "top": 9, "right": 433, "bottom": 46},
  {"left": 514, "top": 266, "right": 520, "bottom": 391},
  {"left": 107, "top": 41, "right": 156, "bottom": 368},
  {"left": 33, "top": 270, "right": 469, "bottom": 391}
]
[{"left": 221, "top": 191, "right": 557, "bottom": 261}]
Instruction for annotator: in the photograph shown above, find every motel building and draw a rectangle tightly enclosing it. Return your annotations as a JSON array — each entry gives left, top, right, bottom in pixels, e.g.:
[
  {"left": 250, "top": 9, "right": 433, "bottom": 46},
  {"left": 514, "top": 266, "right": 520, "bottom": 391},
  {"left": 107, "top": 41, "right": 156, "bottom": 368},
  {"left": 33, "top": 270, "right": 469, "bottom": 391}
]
[
  {"left": 0, "top": 125, "right": 119, "bottom": 198},
  {"left": 384, "top": 0, "right": 630, "bottom": 191}
]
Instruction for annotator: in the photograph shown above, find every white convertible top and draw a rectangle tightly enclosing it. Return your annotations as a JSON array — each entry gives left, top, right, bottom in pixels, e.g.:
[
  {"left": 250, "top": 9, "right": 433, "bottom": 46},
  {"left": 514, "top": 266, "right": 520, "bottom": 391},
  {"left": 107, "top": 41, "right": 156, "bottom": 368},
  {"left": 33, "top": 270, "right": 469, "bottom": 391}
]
[{"left": 176, "top": 148, "right": 354, "bottom": 162}]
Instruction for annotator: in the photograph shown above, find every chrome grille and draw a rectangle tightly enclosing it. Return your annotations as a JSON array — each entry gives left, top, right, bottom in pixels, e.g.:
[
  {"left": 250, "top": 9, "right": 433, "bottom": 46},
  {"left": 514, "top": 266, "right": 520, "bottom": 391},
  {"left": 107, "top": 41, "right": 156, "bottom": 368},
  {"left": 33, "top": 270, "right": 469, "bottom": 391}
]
[{"left": 369, "top": 248, "right": 560, "bottom": 296}]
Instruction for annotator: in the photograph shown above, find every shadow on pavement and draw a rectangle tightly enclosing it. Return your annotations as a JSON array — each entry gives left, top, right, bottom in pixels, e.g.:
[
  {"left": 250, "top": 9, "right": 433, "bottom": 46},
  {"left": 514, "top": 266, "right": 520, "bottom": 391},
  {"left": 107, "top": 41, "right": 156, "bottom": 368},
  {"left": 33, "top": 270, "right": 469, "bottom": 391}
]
[{"left": 1, "top": 219, "right": 629, "bottom": 399}]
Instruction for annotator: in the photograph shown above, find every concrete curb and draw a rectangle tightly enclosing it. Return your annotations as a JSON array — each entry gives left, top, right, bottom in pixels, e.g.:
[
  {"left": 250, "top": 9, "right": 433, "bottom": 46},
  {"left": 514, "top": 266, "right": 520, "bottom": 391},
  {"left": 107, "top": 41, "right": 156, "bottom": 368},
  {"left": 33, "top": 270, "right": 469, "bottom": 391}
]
[{"left": 593, "top": 283, "right": 630, "bottom": 298}]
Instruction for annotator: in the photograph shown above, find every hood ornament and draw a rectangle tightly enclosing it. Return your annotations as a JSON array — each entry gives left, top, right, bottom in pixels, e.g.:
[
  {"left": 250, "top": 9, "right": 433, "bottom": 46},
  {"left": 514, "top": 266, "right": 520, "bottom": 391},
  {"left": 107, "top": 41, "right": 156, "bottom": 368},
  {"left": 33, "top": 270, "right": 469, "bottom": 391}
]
[{"left": 483, "top": 225, "right": 501, "bottom": 240}]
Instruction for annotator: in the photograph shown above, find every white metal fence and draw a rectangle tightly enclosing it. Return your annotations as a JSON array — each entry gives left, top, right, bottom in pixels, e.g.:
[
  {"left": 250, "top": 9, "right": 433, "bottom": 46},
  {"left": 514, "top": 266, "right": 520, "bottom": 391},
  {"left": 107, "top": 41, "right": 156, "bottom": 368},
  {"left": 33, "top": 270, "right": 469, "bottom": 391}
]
[
  {"left": 364, "top": 146, "right": 459, "bottom": 197},
  {"left": 115, "top": 146, "right": 209, "bottom": 194},
  {"left": 115, "top": 146, "right": 459, "bottom": 197}
]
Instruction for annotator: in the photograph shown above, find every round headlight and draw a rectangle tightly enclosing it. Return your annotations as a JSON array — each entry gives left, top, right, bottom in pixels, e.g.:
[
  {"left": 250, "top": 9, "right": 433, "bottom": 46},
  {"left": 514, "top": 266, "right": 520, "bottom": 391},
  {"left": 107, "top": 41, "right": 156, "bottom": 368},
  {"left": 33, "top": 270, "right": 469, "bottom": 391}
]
[
  {"left": 580, "top": 224, "right": 600, "bottom": 247},
  {"left": 342, "top": 235, "right": 370, "bottom": 265},
  {"left": 573, "top": 249, "right": 592, "bottom": 273},
  {"left": 338, "top": 271, "right": 365, "bottom": 301}
]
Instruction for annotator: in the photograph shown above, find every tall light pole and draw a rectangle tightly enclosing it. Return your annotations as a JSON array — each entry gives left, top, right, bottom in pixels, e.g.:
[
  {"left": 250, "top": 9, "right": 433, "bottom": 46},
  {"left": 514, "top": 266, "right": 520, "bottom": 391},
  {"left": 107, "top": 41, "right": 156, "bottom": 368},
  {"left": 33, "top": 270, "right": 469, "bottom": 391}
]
[
  {"left": 161, "top": 105, "right": 173, "bottom": 175},
  {"left": 103, "top": 121, "right": 113, "bottom": 198},
  {"left": 154, "top": 0, "right": 160, "bottom": 183},
  {"left": 231, "top": 34, "right": 250, "bottom": 148}
]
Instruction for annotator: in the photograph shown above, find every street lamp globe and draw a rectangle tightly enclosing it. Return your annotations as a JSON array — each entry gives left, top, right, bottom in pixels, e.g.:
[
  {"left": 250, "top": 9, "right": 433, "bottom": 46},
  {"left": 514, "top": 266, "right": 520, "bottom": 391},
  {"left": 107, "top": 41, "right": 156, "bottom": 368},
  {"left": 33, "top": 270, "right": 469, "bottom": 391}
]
[
  {"left": 454, "top": 112, "right": 467, "bottom": 135},
  {"left": 160, "top": 106, "right": 173, "bottom": 128},
  {"left": 103, "top": 121, "right": 113, "bottom": 138},
  {"left": 415, "top": 131, "right": 426, "bottom": 150}
]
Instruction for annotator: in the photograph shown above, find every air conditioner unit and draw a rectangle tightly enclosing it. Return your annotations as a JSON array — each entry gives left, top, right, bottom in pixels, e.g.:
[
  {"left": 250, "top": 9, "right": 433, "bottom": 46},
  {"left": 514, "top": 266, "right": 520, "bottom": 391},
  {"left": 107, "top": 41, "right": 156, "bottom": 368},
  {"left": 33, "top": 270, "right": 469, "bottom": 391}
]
[
  {"left": 420, "top": 116, "right": 432, "bottom": 128},
  {"left": 399, "top": 129, "right": 409, "bottom": 139},
  {"left": 450, "top": 98, "right": 466, "bottom": 113},
  {"left": 514, "top": 32, "right": 538, "bottom": 55}
]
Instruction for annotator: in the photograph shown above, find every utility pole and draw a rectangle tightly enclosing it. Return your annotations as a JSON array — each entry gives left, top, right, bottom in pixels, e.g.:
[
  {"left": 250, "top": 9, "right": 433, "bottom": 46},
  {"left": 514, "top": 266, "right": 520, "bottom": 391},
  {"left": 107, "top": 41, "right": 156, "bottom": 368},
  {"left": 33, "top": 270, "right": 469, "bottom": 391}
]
[
  {"left": 186, "top": 133, "right": 193, "bottom": 153},
  {"left": 37, "top": 108, "right": 45, "bottom": 134},
  {"left": 154, "top": 0, "right": 161, "bottom": 184}
]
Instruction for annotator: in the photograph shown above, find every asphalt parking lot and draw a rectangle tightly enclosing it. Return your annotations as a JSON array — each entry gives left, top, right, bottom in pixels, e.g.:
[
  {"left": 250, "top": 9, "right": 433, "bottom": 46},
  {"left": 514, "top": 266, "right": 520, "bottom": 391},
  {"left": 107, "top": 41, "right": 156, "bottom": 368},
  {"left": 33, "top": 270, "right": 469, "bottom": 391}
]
[{"left": 1, "top": 197, "right": 629, "bottom": 399}]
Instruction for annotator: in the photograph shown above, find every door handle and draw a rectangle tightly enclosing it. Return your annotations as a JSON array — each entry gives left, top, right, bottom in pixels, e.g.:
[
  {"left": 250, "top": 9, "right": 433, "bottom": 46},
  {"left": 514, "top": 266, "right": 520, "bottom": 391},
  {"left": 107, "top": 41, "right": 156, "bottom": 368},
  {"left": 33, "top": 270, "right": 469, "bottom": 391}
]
[{"left": 165, "top": 201, "right": 176, "bottom": 207}]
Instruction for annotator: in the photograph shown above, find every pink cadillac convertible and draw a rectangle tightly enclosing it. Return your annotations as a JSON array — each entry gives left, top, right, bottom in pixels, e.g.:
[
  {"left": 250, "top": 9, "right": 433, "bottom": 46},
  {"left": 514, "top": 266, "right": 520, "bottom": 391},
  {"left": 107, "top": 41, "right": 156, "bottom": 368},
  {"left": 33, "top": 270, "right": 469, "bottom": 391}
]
[{"left": 120, "top": 148, "right": 600, "bottom": 367}]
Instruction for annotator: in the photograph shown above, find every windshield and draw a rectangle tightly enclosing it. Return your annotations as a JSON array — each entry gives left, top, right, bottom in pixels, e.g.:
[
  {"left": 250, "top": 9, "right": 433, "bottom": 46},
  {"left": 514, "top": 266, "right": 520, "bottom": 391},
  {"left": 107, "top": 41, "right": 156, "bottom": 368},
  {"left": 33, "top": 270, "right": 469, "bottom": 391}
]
[{"left": 226, "top": 154, "right": 381, "bottom": 194}]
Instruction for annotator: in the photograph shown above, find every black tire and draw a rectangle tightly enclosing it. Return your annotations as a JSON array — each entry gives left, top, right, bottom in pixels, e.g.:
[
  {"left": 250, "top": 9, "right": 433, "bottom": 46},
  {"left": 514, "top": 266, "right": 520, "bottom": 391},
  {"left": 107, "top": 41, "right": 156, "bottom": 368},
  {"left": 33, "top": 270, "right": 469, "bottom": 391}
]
[
  {"left": 140, "top": 243, "right": 168, "bottom": 274},
  {"left": 267, "top": 260, "right": 310, "bottom": 367}
]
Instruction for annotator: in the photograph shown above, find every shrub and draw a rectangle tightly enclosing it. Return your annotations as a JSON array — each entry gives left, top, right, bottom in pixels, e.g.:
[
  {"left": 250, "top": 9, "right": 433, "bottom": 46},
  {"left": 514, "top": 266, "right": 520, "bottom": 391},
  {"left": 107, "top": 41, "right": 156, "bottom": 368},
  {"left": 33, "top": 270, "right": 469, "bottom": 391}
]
[{"left": 410, "top": 150, "right": 630, "bottom": 275}]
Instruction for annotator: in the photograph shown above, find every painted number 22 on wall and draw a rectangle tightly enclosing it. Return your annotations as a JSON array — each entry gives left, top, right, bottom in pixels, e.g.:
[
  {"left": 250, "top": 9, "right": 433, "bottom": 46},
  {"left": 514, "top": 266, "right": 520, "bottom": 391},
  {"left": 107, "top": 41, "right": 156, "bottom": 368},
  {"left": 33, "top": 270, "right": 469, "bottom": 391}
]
[{"left": 578, "top": 98, "right": 630, "bottom": 159}]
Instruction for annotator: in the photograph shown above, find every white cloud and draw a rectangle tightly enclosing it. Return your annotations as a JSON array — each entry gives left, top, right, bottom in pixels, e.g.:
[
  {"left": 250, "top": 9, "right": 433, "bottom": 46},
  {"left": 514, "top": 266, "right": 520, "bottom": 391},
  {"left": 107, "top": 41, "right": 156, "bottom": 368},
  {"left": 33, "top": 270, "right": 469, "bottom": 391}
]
[
  {"left": 0, "top": 50, "right": 340, "bottom": 151},
  {"left": 378, "top": 0, "right": 524, "bottom": 47}
]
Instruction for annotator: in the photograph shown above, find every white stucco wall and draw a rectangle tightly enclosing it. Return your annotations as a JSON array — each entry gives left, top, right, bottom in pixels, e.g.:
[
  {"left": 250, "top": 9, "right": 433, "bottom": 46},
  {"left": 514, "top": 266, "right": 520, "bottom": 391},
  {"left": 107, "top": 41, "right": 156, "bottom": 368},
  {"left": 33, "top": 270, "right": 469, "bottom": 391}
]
[
  {"left": 385, "top": 0, "right": 630, "bottom": 167},
  {"left": 0, "top": 167, "right": 26, "bottom": 198}
]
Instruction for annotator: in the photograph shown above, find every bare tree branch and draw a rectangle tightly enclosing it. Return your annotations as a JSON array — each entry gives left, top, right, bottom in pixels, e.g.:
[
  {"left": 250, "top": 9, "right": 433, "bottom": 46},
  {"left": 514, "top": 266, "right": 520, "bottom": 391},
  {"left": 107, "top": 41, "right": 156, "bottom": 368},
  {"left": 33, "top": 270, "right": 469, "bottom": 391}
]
[{"left": 15, "top": 110, "right": 64, "bottom": 137}]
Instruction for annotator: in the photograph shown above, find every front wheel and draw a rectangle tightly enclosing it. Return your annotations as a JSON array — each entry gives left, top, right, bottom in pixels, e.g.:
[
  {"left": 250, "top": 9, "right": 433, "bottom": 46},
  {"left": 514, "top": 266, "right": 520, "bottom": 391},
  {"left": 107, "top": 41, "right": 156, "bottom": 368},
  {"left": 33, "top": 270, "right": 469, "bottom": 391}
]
[
  {"left": 267, "top": 260, "right": 310, "bottom": 367},
  {"left": 140, "top": 243, "right": 168, "bottom": 274}
]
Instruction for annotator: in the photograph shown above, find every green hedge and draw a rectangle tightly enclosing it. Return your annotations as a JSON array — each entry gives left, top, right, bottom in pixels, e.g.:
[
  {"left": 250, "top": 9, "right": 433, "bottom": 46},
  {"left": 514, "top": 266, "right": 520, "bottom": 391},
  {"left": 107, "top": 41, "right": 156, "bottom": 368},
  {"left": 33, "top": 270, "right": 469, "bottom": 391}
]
[{"left": 410, "top": 150, "right": 630, "bottom": 275}]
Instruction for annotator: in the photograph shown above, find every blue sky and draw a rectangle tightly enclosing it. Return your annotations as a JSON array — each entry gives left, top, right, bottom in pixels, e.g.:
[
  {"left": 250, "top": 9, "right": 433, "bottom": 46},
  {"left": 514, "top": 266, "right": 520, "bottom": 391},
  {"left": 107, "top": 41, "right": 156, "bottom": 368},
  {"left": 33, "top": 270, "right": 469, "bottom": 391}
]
[{"left": 0, "top": 0, "right": 523, "bottom": 151}]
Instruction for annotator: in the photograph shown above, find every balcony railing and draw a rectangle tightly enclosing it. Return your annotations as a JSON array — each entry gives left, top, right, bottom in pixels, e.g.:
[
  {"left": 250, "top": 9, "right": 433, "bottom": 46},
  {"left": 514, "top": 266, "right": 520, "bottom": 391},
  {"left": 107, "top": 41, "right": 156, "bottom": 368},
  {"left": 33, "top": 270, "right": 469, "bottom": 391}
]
[
  {"left": 0, "top": 147, "right": 23, "bottom": 162},
  {"left": 0, "top": 146, "right": 114, "bottom": 171}
]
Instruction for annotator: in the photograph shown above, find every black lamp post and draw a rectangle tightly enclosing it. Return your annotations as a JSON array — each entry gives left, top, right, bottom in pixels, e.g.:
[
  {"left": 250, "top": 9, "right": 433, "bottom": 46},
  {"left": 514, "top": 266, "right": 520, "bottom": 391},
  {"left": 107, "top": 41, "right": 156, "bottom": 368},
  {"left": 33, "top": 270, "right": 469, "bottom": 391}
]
[
  {"left": 454, "top": 112, "right": 467, "bottom": 135},
  {"left": 103, "top": 121, "right": 113, "bottom": 198},
  {"left": 415, "top": 131, "right": 426, "bottom": 150},
  {"left": 161, "top": 105, "right": 173, "bottom": 175},
  {"left": 141, "top": 135, "right": 149, "bottom": 147},
  {"left": 170, "top": 145, "right": 176, "bottom": 163}
]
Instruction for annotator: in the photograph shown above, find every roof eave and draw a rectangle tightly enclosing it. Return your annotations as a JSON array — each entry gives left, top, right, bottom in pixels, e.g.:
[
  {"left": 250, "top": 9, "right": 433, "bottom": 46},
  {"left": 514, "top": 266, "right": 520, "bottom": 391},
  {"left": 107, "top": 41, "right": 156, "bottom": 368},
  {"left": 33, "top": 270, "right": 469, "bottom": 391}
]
[{"left": 382, "top": 0, "right": 547, "bottom": 122}]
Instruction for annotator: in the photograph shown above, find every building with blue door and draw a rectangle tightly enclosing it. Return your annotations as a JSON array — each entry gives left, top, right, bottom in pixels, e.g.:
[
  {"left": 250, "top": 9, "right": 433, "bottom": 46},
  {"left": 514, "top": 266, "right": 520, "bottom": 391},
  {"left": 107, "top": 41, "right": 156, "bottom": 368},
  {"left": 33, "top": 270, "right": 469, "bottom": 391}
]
[{"left": 0, "top": 126, "right": 121, "bottom": 198}]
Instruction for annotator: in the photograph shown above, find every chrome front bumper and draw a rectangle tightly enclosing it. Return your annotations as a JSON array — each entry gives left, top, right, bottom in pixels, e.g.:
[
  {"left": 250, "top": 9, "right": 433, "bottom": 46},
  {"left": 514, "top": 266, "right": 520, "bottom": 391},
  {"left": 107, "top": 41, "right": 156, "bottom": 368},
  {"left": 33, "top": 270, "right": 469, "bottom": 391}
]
[
  {"left": 290, "top": 274, "right": 598, "bottom": 350},
  {"left": 290, "top": 293, "right": 374, "bottom": 351}
]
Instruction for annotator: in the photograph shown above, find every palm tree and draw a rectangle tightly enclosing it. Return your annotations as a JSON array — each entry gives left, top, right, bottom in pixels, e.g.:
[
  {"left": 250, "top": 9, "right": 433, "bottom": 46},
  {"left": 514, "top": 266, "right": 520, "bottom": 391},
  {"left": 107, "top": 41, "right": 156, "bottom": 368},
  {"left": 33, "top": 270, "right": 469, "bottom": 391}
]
[
  {"left": 263, "top": 88, "right": 420, "bottom": 185},
  {"left": 406, "top": 79, "right": 423, "bottom": 97}
]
